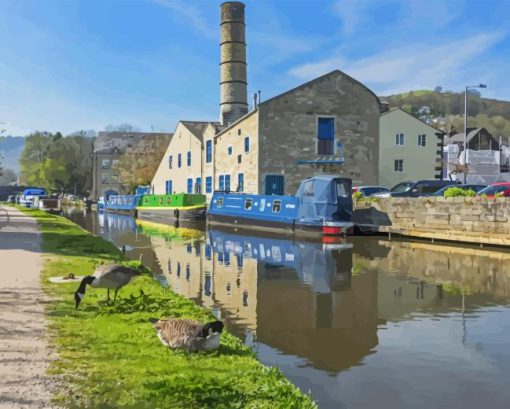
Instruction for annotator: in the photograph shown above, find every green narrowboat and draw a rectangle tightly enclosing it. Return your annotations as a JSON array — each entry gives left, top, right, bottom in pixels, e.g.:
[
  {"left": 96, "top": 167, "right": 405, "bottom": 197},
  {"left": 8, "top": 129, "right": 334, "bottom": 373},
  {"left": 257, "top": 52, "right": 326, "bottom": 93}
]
[{"left": 136, "top": 193, "right": 207, "bottom": 225}]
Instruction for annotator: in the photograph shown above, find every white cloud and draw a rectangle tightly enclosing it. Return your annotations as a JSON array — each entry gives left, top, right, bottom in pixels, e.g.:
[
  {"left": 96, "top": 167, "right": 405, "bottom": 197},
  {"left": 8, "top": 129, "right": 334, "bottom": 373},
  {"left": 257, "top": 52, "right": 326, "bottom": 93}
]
[
  {"left": 289, "top": 32, "right": 506, "bottom": 96},
  {"left": 152, "top": 0, "right": 217, "bottom": 39}
]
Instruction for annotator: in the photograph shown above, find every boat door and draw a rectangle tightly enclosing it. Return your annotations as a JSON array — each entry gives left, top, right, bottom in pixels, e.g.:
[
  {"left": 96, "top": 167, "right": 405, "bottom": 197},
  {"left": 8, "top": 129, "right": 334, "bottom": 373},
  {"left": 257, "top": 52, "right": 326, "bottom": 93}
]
[{"left": 264, "top": 175, "right": 284, "bottom": 195}]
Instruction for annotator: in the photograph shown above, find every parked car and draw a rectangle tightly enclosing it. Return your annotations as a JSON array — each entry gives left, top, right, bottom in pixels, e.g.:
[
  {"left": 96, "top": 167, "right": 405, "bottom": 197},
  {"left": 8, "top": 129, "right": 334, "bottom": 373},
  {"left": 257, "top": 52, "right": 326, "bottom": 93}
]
[
  {"left": 372, "top": 180, "right": 458, "bottom": 198},
  {"left": 428, "top": 184, "right": 487, "bottom": 196},
  {"left": 352, "top": 186, "right": 390, "bottom": 197},
  {"left": 477, "top": 182, "right": 510, "bottom": 198}
]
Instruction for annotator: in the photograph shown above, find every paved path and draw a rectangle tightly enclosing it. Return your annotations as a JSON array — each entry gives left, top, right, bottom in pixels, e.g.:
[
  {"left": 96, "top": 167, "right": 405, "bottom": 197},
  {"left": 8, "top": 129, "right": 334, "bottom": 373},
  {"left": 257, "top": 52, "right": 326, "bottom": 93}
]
[{"left": 0, "top": 206, "right": 56, "bottom": 409}]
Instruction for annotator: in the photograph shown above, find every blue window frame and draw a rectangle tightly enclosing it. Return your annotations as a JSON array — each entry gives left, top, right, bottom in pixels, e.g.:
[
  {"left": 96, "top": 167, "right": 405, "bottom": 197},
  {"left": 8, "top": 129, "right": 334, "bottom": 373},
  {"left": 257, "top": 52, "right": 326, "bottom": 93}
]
[
  {"left": 178, "top": 153, "right": 182, "bottom": 168},
  {"left": 204, "top": 273, "right": 212, "bottom": 296},
  {"left": 187, "top": 151, "right": 191, "bottom": 167},
  {"left": 187, "top": 178, "right": 193, "bottom": 193},
  {"left": 244, "top": 136, "right": 250, "bottom": 152},
  {"left": 168, "top": 155, "right": 173, "bottom": 169},
  {"left": 195, "top": 177, "right": 201, "bottom": 193},
  {"left": 219, "top": 175, "right": 225, "bottom": 191},
  {"left": 224, "top": 252, "right": 231, "bottom": 265},
  {"left": 225, "top": 174, "right": 230, "bottom": 191},
  {"left": 206, "top": 140, "right": 212, "bottom": 163},
  {"left": 205, "top": 244, "right": 212, "bottom": 260},
  {"left": 237, "top": 173, "right": 244, "bottom": 192},
  {"left": 205, "top": 176, "right": 212, "bottom": 193},
  {"left": 165, "top": 180, "right": 172, "bottom": 194},
  {"left": 317, "top": 117, "right": 335, "bottom": 155}
]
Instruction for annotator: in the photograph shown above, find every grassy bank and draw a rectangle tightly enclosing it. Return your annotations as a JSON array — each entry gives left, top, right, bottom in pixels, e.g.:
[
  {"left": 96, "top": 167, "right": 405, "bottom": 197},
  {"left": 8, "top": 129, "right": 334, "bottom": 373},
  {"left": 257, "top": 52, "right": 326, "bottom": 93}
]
[{"left": 21, "top": 208, "right": 315, "bottom": 408}]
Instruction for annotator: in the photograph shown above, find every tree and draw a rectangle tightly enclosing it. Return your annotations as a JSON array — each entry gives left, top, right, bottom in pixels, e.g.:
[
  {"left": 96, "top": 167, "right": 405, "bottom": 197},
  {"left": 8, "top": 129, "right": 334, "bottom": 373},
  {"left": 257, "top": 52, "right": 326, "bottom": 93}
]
[
  {"left": 104, "top": 123, "right": 141, "bottom": 133},
  {"left": 0, "top": 167, "right": 17, "bottom": 185},
  {"left": 19, "top": 131, "right": 95, "bottom": 194},
  {"left": 117, "top": 135, "right": 171, "bottom": 192}
]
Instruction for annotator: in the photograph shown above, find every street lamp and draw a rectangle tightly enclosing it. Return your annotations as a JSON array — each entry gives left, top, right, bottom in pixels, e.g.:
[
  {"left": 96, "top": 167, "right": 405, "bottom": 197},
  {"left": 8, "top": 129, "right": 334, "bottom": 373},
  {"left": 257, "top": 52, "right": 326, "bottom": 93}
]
[{"left": 464, "top": 83, "right": 487, "bottom": 183}]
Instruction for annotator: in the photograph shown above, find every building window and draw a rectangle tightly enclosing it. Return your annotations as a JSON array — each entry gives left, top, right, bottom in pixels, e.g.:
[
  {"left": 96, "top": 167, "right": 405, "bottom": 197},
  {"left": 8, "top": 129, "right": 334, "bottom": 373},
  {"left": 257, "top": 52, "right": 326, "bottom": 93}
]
[
  {"left": 206, "top": 140, "right": 212, "bottom": 163},
  {"left": 244, "top": 136, "right": 250, "bottom": 152},
  {"left": 178, "top": 153, "right": 182, "bottom": 168},
  {"left": 237, "top": 154, "right": 242, "bottom": 164},
  {"left": 195, "top": 177, "right": 201, "bottom": 194},
  {"left": 102, "top": 159, "right": 110, "bottom": 169},
  {"left": 394, "top": 159, "right": 404, "bottom": 172},
  {"left": 187, "top": 151, "right": 191, "bottom": 167},
  {"left": 395, "top": 133, "right": 405, "bottom": 145},
  {"left": 168, "top": 155, "right": 173, "bottom": 169},
  {"left": 111, "top": 174, "right": 120, "bottom": 183},
  {"left": 219, "top": 174, "right": 230, "bottom": 191},
  {"left": 317, "top": 117, "right": 335, "bottom": 155},
  {"left": 102, "top": 174, "right": 110, "bottom": 184},
  {"left": 205, "top": 176, "right": 212, "bottom": 193},
  {"left": 237, "top": 173, "right": 244, "bottom": 192},
  {"left": 112, "top": 160, "right": 119, "bottom": 169},
  {"left": 187, "top": 178, "right": 193, "bottom": 193},
  {"left": 165, "top": 180, "right": 173, "bottom": 194},
  {"left": 418, "top": 134, "right": 426, "bottom": 147},
  {"left": 227, "top": 145, "right": 233, "bottom": 155}
]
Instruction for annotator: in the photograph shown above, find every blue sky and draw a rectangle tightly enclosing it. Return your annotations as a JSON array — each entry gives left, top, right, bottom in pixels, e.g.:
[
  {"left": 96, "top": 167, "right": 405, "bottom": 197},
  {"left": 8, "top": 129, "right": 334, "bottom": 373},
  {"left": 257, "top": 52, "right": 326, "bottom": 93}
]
[{"left": 0, "top": 0, "right": 509, "bottom": 136}]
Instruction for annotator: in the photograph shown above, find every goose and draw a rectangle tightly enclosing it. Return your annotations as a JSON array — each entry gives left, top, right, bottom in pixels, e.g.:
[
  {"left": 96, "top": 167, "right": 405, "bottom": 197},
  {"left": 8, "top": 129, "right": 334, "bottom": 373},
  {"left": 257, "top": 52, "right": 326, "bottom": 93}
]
[
  {"left": 148, "top": 317, "right": 224, "bottom": 353},
  {"left": 74, "top": 264, "right": 141, "bottom": 309}
]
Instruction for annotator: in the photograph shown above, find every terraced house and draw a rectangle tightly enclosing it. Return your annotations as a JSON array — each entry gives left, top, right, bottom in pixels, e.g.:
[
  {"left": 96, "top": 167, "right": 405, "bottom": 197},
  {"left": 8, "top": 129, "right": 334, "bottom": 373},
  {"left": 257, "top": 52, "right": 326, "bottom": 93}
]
[{"left": 151, "top": 2, "right": 384, "bottom": 199}]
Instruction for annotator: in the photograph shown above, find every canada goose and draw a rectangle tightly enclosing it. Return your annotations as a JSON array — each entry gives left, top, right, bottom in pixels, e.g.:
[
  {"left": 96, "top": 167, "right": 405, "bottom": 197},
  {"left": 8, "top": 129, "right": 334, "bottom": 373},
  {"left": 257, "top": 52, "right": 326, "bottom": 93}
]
[
  {"left": 148, "top": 317, "right": 224, "bottom": 353},
  {"left": 74, "top": 264, "right": 141, "bottom": 309}
]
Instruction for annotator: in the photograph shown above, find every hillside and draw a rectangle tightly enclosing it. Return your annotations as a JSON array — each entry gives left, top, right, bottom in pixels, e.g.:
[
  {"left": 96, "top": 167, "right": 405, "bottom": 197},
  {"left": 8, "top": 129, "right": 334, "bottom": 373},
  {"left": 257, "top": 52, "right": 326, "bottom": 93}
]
[
  {"left": 383, "top": 90, "right": 510, "bottom": 139},
  {"left": 0, "top": 136, "right": 25, "bottom": 173}
]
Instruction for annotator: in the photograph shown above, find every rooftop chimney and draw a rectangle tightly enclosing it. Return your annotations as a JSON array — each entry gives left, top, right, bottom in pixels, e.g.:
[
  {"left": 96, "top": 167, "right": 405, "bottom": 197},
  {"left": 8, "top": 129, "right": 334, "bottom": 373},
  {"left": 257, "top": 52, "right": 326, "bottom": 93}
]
[{"left": 220, "top": 2, "right": 248, "bottom": 125}]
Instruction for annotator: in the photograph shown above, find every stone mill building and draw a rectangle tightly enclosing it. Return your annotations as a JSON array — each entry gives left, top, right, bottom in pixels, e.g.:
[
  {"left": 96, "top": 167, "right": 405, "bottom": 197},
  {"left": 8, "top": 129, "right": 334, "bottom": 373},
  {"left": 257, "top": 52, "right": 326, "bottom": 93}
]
[{"left": 151, "top": 1, "right": 384, "bottom": 198}]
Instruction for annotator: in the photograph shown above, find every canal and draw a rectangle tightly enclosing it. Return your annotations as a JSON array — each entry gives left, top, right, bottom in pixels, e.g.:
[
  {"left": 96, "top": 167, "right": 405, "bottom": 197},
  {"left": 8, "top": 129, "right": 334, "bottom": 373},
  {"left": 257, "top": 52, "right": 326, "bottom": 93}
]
[{"left": 66, "top": 209, "right": 510, "bottom": 409}]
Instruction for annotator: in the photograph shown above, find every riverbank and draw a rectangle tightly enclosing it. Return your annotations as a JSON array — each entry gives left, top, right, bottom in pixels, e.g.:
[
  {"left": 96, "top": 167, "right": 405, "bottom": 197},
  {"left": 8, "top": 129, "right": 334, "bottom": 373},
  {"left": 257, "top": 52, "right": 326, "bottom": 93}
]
[{"left": 17, "top": 207, "right": 316, "bottom": 408}]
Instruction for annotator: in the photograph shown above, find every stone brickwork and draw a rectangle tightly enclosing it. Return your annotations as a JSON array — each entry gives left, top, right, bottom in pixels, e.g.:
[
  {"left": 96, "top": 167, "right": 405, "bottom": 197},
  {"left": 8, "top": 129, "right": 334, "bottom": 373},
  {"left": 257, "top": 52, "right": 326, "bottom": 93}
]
[
  {"left": 258, "top": 70, "right": 381, "bottom": 194},
  {"left": 354, "top": 197, "right": 510, "bottom": 245}
]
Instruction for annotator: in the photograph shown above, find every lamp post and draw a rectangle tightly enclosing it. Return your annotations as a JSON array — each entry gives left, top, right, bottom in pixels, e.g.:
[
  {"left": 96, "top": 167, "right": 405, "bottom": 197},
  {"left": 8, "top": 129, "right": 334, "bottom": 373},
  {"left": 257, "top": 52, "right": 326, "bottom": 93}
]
[{"left": 464, "top": 84, "right": 487, "bottom": 183}]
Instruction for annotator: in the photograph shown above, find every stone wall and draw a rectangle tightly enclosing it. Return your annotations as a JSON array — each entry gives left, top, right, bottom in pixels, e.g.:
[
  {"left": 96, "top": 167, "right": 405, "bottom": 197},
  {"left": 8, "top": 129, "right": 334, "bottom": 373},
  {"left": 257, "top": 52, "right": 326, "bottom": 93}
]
[
  {"left": 258, "top": 70, "right": 381, "bottom": 194},
  {"left": 353, "top": 197, "right": 510, "bottom": 245}
]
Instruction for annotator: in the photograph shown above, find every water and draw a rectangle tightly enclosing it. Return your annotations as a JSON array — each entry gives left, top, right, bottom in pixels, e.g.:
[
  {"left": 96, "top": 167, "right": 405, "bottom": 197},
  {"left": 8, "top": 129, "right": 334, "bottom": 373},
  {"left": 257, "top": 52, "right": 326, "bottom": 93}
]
[{"left": 65, "top": 209, "right": 510, "bottom": 409}]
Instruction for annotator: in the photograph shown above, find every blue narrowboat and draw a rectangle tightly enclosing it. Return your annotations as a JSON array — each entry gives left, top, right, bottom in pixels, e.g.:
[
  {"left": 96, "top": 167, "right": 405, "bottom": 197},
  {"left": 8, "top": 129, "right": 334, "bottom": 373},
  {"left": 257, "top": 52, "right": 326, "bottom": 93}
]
[
  {"left": 104, "top": 194, "right": 141, "bottom": 216},
  {"left": 207, "top": 176, "right": 353, "bottom": 237},
  {"left": 19, "top": 188, "right": 47, "bottom": 208}
]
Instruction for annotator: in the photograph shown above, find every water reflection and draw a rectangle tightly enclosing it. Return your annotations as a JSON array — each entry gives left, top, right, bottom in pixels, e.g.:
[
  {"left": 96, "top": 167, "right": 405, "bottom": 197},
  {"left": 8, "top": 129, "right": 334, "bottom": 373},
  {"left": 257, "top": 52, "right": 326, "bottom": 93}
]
[{"left": 65, "top": 209, "right": 510, "bottom": 409}]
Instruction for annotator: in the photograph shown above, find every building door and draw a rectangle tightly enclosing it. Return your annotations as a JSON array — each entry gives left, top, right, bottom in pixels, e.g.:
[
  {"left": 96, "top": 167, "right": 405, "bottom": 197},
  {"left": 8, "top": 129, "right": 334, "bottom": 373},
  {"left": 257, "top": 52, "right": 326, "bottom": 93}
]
[
  {"left": 264, "top": 175, "right": 284, "bottom": 195},
  {"left": 165, "top": 180, "right": 172, "bottom": 194}
]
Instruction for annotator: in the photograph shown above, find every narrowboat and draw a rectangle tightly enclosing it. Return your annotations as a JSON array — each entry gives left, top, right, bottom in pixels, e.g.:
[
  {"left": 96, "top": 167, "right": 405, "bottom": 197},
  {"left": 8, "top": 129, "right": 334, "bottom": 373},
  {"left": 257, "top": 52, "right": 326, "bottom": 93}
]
[
  {"left": 104, "top": 194, "right": 141, "bottom": 216},
  {"left": 207, "top": 176, "right": 353, "bottom": 237},
  {"left": 136, "top": 193, "right": 207, "bottom": 225},
  {"left": 35, "top": 196, "right": 62, "bottom": 214},
  {"left": 19, "top": 188, "right": 47, "bottom": 208}
]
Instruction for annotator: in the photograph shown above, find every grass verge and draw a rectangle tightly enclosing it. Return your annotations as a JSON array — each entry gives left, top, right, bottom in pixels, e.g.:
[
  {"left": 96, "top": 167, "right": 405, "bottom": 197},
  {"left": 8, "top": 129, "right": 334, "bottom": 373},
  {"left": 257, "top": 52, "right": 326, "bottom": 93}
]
[{"left": 19, "top": 208, "right": 316, "bottom": 408}]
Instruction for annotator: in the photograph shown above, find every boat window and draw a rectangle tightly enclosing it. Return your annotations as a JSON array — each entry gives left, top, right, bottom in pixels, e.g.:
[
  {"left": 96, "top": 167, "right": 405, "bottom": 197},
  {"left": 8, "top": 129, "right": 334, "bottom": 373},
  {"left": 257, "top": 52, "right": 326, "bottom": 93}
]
[
  {"left": 159, "top": 197, "right": 164, "bottom": 205},
  {"left": 166, "top": 196, "right": 171, "bottom": 205},
  {"left": 245, "top": 198, "right": 252, "bottom": 210},
  {"left": 336, "top": 180, "right": 349, "bottom": 198},
  {"left": 259, "top": 198, "right": 266, "bottom": 211},
  {"left": 272, "top": 200, "right": 281, "bottom": 213},
  {"left": 302, "top": 180, "right": 314, "bottom": 196},
  {"left": 216, "top": 197, "right": 223, "bottom": 208},
  {"left": 144, "top": 197, "right": 149, "bottom": 204}
]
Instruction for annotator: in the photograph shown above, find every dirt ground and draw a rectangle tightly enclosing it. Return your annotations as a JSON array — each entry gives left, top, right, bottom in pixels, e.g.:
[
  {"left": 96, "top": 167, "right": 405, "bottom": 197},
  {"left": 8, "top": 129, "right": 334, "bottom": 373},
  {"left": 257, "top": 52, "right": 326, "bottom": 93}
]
[{"left": 0, "top": 206, "right": 57, "bottom": 408}]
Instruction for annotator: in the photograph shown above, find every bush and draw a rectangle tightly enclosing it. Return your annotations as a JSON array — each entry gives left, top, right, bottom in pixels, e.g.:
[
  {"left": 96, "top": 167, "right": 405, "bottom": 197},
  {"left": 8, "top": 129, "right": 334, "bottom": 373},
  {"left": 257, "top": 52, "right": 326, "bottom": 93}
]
[{"left": 443, "top": 187, "right": 476, "bottom": 198}]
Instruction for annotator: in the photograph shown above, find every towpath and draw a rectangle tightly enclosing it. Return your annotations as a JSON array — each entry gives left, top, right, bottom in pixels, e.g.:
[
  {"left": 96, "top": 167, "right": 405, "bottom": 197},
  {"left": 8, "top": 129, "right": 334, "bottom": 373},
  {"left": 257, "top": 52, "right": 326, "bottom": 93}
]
[{"left": 0, "top": 206, "right": 56, "bottom": 408}]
